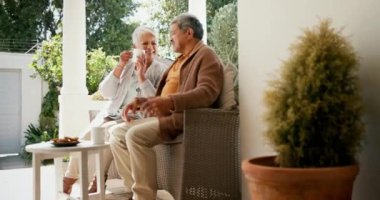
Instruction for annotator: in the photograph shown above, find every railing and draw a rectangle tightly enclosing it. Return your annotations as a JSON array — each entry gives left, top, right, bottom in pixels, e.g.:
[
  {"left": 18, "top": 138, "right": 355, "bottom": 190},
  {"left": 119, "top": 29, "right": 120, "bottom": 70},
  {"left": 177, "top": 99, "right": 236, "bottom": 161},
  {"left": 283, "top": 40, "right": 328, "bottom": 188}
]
[{"left": 0, "top": 39, "right": 40, "bottom": 54}]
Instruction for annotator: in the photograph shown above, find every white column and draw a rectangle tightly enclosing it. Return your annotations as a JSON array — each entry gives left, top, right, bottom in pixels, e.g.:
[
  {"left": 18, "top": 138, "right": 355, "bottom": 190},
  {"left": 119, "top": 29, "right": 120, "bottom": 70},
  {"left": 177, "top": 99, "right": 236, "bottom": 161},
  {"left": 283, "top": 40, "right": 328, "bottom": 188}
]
[
  {"left": 59, "top": 0, "right": 90, "bottom": 138},
  {"left": 188, "top": 0, "right": 207, "bottom": 43}
]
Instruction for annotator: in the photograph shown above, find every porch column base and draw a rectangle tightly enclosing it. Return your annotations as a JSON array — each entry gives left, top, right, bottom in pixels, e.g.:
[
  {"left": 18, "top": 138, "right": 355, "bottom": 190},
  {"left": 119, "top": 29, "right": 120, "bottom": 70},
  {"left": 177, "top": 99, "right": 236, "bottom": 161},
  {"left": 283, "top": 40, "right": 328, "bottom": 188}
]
[{"left": 59, "top": 94, "right": 91, "bottom": 138}]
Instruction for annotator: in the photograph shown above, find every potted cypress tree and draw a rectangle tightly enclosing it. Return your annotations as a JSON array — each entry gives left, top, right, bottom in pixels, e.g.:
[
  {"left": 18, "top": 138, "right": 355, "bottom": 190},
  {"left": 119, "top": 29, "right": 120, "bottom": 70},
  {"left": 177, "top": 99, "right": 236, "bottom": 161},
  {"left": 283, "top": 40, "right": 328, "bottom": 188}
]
[{"left": 242, "top": 20, "right": 365, "bottom": 200}]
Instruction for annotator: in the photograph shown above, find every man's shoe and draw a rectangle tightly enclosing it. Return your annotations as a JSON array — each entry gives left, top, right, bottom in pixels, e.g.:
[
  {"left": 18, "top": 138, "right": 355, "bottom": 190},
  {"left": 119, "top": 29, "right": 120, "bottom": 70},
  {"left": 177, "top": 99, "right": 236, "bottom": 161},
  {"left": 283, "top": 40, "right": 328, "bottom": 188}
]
[{"left": 63, "top": 177, "right": 77, "bottom": 194}]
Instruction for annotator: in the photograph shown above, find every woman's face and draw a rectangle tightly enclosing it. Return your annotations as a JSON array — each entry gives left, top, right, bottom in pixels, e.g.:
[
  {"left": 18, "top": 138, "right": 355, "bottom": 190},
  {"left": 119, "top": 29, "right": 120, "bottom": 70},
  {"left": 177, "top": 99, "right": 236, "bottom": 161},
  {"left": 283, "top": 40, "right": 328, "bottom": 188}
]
[{"left": 135, "top": 32, "right": 157, "bottom": 61}]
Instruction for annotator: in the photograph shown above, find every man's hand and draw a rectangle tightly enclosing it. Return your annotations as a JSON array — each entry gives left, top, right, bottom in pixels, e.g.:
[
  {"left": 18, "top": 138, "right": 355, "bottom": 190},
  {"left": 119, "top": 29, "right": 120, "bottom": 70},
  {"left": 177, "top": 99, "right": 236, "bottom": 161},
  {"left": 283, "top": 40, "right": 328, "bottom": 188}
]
[
  {"left": 122, "top": 97, "right": 148, "bottom": 122},
  {"left": 140, "top": 96, "right": 174, "bottom": 117}
]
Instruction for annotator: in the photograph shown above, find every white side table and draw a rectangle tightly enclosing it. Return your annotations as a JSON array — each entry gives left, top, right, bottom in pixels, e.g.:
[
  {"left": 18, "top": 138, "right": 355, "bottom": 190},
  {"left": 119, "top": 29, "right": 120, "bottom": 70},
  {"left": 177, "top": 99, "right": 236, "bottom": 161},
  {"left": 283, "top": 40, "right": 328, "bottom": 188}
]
[{"left": 26, "top": 141, "right": 109, "bottom": 200}]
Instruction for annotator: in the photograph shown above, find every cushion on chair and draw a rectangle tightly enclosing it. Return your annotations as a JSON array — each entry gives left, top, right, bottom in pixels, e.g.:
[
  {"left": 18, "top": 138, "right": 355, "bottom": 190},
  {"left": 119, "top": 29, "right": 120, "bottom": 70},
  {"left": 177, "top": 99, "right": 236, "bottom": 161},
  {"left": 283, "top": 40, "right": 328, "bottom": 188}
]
[{"left": 217, "top": 63, "right": 238, "bottom": 110}]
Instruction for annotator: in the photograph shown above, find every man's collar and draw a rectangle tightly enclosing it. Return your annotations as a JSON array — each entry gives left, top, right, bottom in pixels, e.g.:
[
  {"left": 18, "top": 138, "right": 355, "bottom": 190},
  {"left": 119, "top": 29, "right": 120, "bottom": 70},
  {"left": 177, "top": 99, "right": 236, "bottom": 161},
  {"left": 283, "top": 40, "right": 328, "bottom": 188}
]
[{"left": 179, "top": 40, "right": 204, "bottom": 59}]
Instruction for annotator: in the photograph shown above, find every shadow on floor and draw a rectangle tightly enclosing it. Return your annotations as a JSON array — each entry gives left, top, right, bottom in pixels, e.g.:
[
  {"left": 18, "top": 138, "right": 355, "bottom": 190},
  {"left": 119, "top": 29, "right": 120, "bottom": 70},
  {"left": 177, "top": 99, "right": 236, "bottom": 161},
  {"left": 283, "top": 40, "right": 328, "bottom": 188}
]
[{"left": 0, "top": 154, "right": 31, "bottom": 170}]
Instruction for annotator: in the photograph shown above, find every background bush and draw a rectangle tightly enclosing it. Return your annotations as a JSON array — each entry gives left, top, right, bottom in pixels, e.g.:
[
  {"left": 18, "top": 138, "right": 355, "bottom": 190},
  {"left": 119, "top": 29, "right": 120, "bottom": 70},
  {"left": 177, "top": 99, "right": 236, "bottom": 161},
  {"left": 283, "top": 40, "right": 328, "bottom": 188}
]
[
  {"left": 209, "top": 2, "right": 238, "bottom": 66},
  {"left": 21, "top": 36, "right": 116, "bottom": 162},
  {"left": 86, "top": 48, "right": 117, "bottom": 94}
]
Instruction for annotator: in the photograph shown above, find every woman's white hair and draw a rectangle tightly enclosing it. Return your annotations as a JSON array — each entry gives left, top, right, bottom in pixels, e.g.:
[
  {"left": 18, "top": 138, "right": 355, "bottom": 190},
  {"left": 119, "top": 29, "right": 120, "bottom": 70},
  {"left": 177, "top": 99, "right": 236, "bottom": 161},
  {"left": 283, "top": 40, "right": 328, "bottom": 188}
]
[{"left": 132, "top": 25, "right": 158, "bottom": 45}]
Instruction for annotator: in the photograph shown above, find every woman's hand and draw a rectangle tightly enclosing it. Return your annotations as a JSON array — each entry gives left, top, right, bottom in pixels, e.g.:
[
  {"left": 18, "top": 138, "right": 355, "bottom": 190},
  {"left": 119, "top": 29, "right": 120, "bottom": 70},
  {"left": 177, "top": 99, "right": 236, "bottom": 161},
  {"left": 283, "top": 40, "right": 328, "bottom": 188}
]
[
  {"left": 135, "top": 54, "right": 147, "bottom": 83},
  {"left": 114, "top": 50, "right": 132, "bottom": 78},
  {"left": 119, "top": 50, "right": 133, "bottom": 67}
]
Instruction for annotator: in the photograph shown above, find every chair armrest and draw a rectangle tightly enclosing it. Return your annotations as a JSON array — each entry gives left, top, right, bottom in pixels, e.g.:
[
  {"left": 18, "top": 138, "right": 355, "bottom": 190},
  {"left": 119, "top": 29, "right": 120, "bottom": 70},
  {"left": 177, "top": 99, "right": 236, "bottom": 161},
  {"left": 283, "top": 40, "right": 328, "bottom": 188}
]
[{"left": 181, "top": 108, "right": 240, "bottom": 199}]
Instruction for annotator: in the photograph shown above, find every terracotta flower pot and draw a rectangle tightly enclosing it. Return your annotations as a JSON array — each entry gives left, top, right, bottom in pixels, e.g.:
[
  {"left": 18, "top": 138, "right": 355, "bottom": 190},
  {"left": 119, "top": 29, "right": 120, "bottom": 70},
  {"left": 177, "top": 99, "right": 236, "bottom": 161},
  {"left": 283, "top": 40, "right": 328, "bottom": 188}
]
[{"left": 242, "top": 156, "right": 359, "bottom": 200}]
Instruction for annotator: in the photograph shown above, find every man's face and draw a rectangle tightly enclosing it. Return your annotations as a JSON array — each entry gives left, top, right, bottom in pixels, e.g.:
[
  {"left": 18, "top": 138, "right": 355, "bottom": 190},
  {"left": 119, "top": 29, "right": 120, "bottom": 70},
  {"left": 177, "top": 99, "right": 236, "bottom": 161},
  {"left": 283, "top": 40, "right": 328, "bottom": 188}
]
[
  {"left": 135, "top": 32, "right": 157, "bottom": 61},
  {"left": 170, "top": 23, "right": 187, "bottom": 54}
]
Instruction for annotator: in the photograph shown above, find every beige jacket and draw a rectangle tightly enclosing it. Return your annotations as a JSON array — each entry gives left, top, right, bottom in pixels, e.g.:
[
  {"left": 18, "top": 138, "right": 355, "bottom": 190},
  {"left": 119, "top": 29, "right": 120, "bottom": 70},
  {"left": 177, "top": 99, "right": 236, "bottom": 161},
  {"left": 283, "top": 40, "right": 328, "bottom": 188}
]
[{"left": 156, "top": 41, "right": 224, "bottom": 140}]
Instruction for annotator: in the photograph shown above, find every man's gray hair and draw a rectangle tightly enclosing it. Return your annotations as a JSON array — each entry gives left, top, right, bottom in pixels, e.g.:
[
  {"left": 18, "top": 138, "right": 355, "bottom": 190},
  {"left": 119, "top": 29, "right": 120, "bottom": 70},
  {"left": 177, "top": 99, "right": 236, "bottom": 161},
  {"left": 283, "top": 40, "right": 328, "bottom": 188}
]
[
  {"left": 171, "top": 13, "right": 204, "bottom": 40},
  {"left": 132, "top": 25, "right": 158, "bottom": 45}
]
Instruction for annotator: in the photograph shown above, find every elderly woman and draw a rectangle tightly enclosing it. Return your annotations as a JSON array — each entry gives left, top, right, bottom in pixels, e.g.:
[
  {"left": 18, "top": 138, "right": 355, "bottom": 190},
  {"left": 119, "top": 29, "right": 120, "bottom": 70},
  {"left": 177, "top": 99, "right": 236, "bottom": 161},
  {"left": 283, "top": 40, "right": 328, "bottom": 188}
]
[{"left": 62, "top": 25, "right": 168, "bottom": 195}]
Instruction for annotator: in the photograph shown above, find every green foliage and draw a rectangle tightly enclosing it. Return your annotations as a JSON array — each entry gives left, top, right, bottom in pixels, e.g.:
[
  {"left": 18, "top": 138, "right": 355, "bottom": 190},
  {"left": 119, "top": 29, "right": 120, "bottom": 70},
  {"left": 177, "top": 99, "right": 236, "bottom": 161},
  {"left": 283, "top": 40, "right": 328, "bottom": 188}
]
[
  {"left": 30, "top": 35, "right": 117, "bottom": 96},
  {"left": 264, "top": 20, "right": 365, "bottom": 168},
  {"left": 209, "top": 3, "right": 238, "bottom": 66},
  {"left": 20, "top": 124, "right": 58, "bottom": 164},
  {"left": 39, "top": 87, "right": 59, "bottom": 130},
  {"left": 23, "top": 37, "right": 116, "bottom": 162},
  {"left": 145, "top": 0, "right": 236, "bottom": 60},
  {"left": 0, "top": 0, "right": 62, "bottom": 49},
  {"left": 0, "top": 0, "right": 49, "bottom": 51},
  {"left": 22, "top": 35, "right": 61, "bottom": 163},
  {"left": 209, "top": 3, "right": 238, "bottom": 105},
  {"left": 29, "top": 35, "right": 62, "bottom": 134},
  {"left": 145, "top": 0, "right": 188, "bottom": 59},
  {"left": 86, "top": 48, "right": 118, "bottom": 94},
  {"left": 86, "top": 0, "right": 138, "bottom": 55},
  {"left": 30, "top": 35, "right": 63, "bottom": 87},
  {"left": 36, "top": 0, "right": 62, "bottom": 41},
  {"left": 0, "top": 0, "right": 137, "bottom": 55},
  {"left": 206, "top": 0, "right": 237, "bottom": 43}
]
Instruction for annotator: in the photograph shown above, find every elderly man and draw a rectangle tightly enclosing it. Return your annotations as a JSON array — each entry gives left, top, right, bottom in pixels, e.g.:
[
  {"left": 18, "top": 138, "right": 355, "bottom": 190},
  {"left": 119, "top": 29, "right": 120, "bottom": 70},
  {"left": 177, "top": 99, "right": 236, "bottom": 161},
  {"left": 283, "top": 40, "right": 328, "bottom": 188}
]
[{"left": 109, "top": 13, "right": 224, "bottom": 199}]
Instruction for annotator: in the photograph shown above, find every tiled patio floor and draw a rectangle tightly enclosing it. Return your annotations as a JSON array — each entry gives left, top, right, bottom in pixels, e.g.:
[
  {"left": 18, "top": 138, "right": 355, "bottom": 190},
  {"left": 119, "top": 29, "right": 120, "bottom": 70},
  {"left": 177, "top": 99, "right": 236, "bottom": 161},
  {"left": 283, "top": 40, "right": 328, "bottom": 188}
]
[{"left": 0, "top": 155, "right": 174, "bottom": 200}]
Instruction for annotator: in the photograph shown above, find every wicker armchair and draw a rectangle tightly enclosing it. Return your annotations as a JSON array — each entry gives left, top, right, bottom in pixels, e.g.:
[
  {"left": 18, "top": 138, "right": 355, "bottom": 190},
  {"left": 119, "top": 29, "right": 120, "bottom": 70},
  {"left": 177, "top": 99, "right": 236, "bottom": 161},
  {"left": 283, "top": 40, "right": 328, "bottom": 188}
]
[
  {"left": 155, "top": 108, "right": 241, "bottom": 200},
  {"left": 90, "top": 108, "right": 240, "bottom": 200}
]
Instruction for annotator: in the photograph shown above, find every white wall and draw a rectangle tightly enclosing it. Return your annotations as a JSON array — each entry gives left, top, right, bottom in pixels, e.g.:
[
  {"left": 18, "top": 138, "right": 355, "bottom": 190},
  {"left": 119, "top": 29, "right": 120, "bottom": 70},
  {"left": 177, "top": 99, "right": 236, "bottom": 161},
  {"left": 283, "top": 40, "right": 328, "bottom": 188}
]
[
  {"left": 239, "top": 0, "right": 380, "bottom": 199},
  {"left": 0, "top": 52, "right": 45, "bottom": 146}
]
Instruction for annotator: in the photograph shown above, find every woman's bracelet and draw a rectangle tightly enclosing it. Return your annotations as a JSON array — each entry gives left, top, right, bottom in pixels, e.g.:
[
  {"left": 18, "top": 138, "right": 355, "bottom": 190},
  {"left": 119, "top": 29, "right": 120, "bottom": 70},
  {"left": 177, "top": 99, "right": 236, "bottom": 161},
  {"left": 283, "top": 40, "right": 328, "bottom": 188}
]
[{"left": 116, "top": 65, "right": 124, "bottom": 70}]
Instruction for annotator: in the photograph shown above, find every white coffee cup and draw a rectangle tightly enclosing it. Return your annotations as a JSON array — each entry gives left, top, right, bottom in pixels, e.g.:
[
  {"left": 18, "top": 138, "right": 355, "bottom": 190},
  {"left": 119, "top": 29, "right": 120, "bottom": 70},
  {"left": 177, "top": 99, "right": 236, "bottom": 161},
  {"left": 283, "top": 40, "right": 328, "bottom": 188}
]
[
  {"left": 91, "top": 126, "right": 105, "bottom": 145},
  {"left": 131, "top": 48, "right": 145, "bottom": 63}
]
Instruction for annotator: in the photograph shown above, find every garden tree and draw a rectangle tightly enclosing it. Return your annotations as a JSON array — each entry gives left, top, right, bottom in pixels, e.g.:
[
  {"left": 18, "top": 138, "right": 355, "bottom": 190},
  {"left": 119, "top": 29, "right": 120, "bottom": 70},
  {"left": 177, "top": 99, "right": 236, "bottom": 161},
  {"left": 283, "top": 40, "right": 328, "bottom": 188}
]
[
  {"left": 209, "top": 2, "right": 238, "bottom": 106},
  {"left": 86, "top": 48, "right": 117, "bottom": 94},
  {"left": 39, "top": 0, "right": 63, "bottom": 40},
  {"left": 86, "top": 0, "right": 138, "bottom": 55},
  {"left": 0, "top": 0, "right": 137, "bottom": 55},
  {"left": 145, "top": 0, "right": 236, "bottom": 59},
  {"left": 0, "top": 0, "right": 59, "bottom": 52},
  {"left": 209, "top": 3, "right": 237, "bottom": 66},
  {"left": 145, "top": 0, "right": 188, "bottom": 59},
  {"left": 206, "top": 0, "right": 236, "bottom": 42}
]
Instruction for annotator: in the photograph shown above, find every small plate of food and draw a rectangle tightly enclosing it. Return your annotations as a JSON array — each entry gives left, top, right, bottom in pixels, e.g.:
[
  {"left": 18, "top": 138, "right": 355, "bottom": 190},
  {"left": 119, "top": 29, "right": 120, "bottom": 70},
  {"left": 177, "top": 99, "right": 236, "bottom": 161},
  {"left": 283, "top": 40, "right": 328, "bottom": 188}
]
[{"left": 51, "top": 137, "right": 80, "bottom": 147}]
